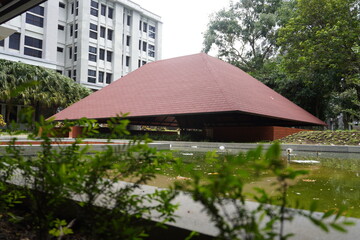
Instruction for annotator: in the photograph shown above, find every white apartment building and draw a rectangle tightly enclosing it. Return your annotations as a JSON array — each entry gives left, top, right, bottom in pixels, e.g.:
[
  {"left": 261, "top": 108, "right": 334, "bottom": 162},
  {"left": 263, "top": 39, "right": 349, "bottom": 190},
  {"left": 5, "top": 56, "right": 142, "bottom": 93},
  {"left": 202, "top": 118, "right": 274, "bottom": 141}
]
[{"left": 0, "top": 0, "right": 162, "bottom": 90}]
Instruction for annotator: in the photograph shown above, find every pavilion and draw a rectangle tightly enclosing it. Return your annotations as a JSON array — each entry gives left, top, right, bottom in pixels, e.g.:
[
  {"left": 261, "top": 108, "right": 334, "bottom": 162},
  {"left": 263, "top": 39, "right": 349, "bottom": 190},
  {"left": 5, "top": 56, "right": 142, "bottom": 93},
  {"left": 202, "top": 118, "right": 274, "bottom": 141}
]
[{"left": 52, "top": 53, "right": 325, "bottom": 142}]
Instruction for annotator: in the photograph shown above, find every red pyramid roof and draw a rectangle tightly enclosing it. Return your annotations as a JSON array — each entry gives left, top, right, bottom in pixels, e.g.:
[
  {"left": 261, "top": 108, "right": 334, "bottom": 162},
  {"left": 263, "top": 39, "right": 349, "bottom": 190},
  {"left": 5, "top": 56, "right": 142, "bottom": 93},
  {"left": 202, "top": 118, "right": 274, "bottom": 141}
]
[{"left": 52, "top": 53, "right": 325, "bottom": 126}]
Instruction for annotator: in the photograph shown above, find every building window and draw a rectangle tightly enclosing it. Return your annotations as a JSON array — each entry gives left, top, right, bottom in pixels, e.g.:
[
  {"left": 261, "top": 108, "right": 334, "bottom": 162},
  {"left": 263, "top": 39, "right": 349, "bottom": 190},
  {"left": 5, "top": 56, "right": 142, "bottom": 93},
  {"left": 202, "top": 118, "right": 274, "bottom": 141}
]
[
  {"left": 142, "top": 41, "right": 147, "bottom": 52},
  {"left": 91, "top": 0, "right": 98, "bottom": 8},
  {"left": 68, "top": 70, "right": 71, "bottom": 77},
  {"left": 26, "top": 5, "right": 44, "bottom": 27},
  {"left": 138, "top": 40, "right": 141, "bottom": 50},
  {"left": 100, "top": 26, "right": 105, "bottom": 38},
  {"left": 89, "top": 23, "right": 98, "bottom": 39},
  {"left": 24, "top": 48, "right": 42, "bottom": 58},
  {"left": 108, "top": 7, "right": 113, "bottom": 19},
  {"left": 126, "top": 56, "right": 130, "bottom": 67},
  {"left": 90, "top": 23, "right": 97, "bottom": 31},
  {"left": 58, "top": 25, "right": 64, "bottom": 30},
  {"left": 107, "top": 29, "right": 113, "bottom": 40},
  {"left": 28, "top": 5, "right": 44, "bottom": 16},
  {"left": 148, "top": 44, "right": 155, "bottom": 57},
  {"left": 9, "top": 33, "right": 20, "bottom": 50},
  {"left": 75, "top": 1, "right": 79, "bottom": 16},
  {"left": 99, "top": 48, "right": 105, "bottom": 60},
  {"left": 74, "top": 24, "right": 78, "bottom": 38},
  {"left": 88, "top": 69, "right": 96, "bottom": 83},
  {"left": 106, "top": 73, "right": 112, "bottom": 84},
  {"left": 56, "top": 70, "right": 62, "bottom": 74},
  {"left": 139, "top": 20, "right": 142, "bottom": 30},
  {"left": 127, "top": 15, "right": 131, "bottom": 26},
  {"left": 126, "top": 36, "right": 130, "bottom": 46},
  {"left": 70, "top": 24, "right": 73, "bottom": 37},
  {"left": 98, "top": 71, "right": 104, "bottom": 83},
  {"left": 24, "top": 36, "right": 43, "bottom": 58},
  {"left": 143, "top": 22, "right": 147, "bottom": 32},
  {"left": 137, "top": 60, "right": 147, "bottom": 67},
  {"left": 89, "top": 46, "right": 97, "bottom": 62},
  {"left": 90, "top": 0, "right": 98, "bottom": 17},
  {"left": 74, "top": 46, "right": 77, "bottom": 61},
  {"left": 149, "top": 25, "right": 156, "bottom": 32},
  {"left": 0, "top": 40, "right": 4, "bottom": 47},
  {"left": 26, "top": 13, "right": 44, "bottom": 27},
  {"left": 90, "top": 8, "right": 98, "bottom": 16},
  {"left": 89, "top": 46, "right": 97, "bottom": 54},
  {"left": 101, "top": 4, "right": 106, "bottom": 16},
  {"left": 57, "top": 47, "right": 63, "bottom": 52},
  {"left": 73, "top": 69, "right": 76, "bottom": 81},
  {"left": 69, "top": 47, "right": 72, "bottom": 59},
  {"left": 71, "top": 2, "right": 74, "bottom": 14},
  {"left": 59, "top": 2, "right": 65, "bottom": 8},
  {"left": 106, "top": 51, "right": 112, "bottom": 62},
  {"left": 149, "top": 25, "right": 156, "bottom": 39}
]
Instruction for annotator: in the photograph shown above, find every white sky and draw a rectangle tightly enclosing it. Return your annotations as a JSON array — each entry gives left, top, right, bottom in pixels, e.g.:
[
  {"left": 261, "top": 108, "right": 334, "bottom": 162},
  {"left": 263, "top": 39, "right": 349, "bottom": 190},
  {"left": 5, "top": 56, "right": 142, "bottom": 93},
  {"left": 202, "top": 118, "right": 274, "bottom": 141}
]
[{"left": 133, "top": 0, "right": 231, "bottom": 60}]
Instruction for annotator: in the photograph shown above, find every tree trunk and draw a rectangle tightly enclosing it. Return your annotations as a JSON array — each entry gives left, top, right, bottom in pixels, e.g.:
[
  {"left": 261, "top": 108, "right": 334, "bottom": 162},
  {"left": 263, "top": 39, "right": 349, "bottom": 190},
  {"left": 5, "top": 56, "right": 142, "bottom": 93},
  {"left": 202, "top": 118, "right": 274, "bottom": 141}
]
[
  {"left": 5, "top": 102, "right": 12, "bottom": 124},
  {"left": 35, "top": 101, "right": 40, "bottom": 122},
  {"left": 343, "top": 112, "right": 351, "bottom": 130},
  {"left": 315, "top": 98, "right": 321, "bottom": 118}
]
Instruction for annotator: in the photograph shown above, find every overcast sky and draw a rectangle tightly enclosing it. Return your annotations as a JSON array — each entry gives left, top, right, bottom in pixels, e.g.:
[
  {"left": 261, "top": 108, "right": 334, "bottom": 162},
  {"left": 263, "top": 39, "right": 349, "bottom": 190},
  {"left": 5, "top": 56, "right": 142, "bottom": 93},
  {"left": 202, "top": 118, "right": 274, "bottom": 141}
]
[{"left": 133, "top": 0, "right": 230, "bottom": 60}]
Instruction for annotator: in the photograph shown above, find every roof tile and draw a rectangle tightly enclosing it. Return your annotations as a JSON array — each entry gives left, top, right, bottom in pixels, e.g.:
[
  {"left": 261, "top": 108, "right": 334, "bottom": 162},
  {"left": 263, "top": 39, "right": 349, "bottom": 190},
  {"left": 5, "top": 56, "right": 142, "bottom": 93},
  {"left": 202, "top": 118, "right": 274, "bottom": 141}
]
[{"left": 52, "top": 53, "right": 325, "bottom": 126}]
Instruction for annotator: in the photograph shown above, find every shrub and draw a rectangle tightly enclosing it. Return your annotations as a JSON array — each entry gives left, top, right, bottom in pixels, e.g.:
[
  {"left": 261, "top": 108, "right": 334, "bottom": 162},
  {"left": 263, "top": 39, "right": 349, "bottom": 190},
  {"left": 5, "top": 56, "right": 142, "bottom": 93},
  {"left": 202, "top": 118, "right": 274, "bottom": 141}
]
[
  {"left": 0, "top": 114, "right": 5, "bottom": 127},
  {"left": 1, "top": 110, "right": 177, "bottom": 240}
]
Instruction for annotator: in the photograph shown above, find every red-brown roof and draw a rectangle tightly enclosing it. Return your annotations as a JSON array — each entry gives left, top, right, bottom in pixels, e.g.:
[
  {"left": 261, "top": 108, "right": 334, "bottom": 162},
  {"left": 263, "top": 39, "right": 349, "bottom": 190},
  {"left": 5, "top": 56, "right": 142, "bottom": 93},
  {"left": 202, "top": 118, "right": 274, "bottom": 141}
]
[{"left": 52, "top": 53, "right": 325, "bottom": 126}]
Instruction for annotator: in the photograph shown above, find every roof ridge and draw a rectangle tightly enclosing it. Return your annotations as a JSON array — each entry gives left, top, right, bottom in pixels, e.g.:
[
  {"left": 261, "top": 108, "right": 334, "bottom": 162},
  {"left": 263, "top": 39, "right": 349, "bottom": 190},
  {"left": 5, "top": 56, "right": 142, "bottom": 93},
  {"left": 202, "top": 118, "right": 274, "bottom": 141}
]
[{"left": 201, "top": 54, "right": 236, "bottom": 111}]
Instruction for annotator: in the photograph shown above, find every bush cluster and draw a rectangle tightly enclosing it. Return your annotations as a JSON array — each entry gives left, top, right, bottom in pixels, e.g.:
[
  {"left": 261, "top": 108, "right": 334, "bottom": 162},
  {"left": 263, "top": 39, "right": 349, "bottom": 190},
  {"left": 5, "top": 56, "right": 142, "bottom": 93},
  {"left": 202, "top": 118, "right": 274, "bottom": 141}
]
[{"left": 0, "top": 111, "right": 177, "bottom": 240}]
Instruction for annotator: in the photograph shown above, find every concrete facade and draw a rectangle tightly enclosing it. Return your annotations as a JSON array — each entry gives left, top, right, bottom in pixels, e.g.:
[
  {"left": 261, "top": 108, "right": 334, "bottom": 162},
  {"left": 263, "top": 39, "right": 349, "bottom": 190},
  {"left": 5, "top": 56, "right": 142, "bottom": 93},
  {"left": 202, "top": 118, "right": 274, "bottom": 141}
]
[{"left": 0, "top": 0, "right": 162, "bottom": 90}]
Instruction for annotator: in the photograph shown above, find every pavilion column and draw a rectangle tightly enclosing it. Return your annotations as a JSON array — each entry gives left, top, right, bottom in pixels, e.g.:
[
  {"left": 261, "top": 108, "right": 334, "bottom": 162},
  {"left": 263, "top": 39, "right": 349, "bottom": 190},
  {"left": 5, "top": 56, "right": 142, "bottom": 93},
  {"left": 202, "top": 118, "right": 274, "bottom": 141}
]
[
  {"left": 68, "top": 126, "right": 83, "bottom": 138},
  {"left": 203, "top": 128, "right": 214, "bottom": 140}
]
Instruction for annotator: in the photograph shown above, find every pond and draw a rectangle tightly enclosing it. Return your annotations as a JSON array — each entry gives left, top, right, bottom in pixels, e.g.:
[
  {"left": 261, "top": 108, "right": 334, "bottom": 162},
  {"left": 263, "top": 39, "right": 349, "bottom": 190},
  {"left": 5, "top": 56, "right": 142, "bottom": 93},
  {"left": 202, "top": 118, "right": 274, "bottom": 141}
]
[
  {"left": 147, "top": 151, "right": 360, "bottom": 218},
  {"left": 285, "top": 159, "right": 360, "bottom": 218}
]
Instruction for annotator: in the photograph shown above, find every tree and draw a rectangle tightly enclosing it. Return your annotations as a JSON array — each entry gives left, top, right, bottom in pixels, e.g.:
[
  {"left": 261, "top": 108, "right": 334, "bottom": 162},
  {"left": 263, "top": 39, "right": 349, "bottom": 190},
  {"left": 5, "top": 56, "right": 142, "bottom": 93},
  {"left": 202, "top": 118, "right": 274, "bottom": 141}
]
[
  {"left": 202, "top": 0, "right": 287, "bottom": 74},
  {"left": 0, "top": 59, "right": 91, "bottom": 123},
  {"left": 278, "top": 0, "right": 360, "bottom": 121}
]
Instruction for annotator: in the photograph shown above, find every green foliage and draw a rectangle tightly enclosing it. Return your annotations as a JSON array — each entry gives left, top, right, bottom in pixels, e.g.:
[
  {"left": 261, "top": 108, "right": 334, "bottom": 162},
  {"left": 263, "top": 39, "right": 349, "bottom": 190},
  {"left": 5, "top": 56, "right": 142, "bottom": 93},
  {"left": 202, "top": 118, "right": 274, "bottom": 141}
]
[
  {"left": 175, "top": 143, "right": 352, "bottom": 239},
  {"left": 0, "top": 114, "right": 5, "bottom": 127},
  {"left": 0, "top": 136, "right": 26, "bottom": 220},
  {"left": 0, "top": 59, "right": 91, "bottom": 122},
  {"left": 49, "top": 219, "right": 74, "bottom": 238},
  {"left": 0, "top": 183, "right": 25, "bottom": 221},
  {"left": 203, "top": 0, "right": 285, "bottom": 73},
  {"left": 328, "top": 88, "right": 360, "bottom": 126},
  {"left": 279, "top": 130, "right": 360, "bottom": 145},
  {"left": 0, "top": 109, "right": 177, "bottom": 240},
  {"left": 278, "top": 0, "right": 360, "bottom": 120}
]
